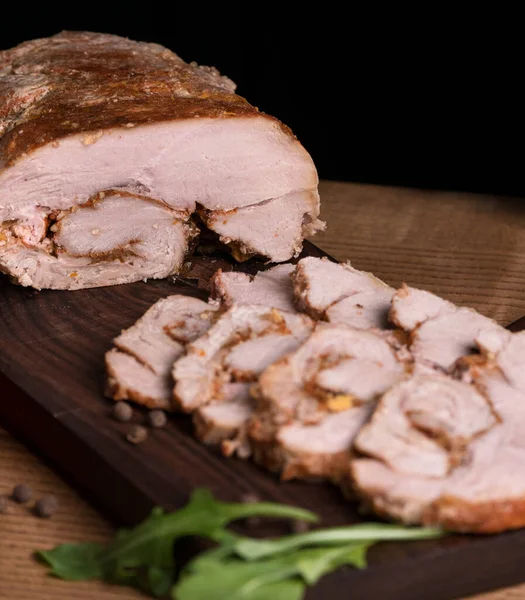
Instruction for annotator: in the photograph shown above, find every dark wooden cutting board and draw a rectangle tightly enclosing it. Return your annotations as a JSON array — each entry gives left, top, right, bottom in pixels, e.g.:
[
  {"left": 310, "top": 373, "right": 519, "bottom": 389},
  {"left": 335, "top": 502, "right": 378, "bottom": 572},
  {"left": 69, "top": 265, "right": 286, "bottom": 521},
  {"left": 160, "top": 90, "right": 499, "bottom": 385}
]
[{"left": 1, "top": 241, "right": 524, "bottom": 600}]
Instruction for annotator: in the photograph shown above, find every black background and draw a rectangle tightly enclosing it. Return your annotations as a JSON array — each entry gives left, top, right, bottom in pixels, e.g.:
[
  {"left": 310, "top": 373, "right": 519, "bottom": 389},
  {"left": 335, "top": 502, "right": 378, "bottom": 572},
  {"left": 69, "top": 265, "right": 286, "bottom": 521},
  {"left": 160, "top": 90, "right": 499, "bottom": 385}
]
[{"left": 2, "top": 10, "right": 523, "bottom": 196}]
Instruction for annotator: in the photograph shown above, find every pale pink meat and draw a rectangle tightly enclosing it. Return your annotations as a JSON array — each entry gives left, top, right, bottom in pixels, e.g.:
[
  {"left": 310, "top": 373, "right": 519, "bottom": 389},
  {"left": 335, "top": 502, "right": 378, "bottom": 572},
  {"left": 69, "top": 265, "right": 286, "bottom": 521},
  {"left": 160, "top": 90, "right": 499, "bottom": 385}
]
[
  {"left": 172, "top": 304, "right": 314, "bottom": 454},
  {"left": 390, "top": 284, "right": 504, "bottom": 370},
  {"left": 349, "top": 345, "right": 525, "bottom": 533},
  {"left": 250, "top": 324, "right": 408, "bottom": 481},
  {"left": 0, "top": 32, "right": 322, "bottom": 289},
  {"left": 210, "top": 264, "right": 296, "bottom": 313},
  {"left": 292, "top": 257, "right": 394, "bottom": 329},
  {"left": 105, "top": 295, "right": 218, "bottom": 409}
]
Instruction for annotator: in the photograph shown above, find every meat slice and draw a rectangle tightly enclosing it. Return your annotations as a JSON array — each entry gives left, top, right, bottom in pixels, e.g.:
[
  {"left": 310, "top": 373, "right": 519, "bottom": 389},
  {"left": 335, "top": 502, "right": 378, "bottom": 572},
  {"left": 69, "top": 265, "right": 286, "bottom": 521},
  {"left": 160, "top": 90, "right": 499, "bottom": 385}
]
[
  {"left": 0, "top": 32, "right": 322, "bottom": 289},
  {"left": 349, "top": 349, "right": 525, "bottom": 533},
  {"left": 249, "top": 325, "right": 408, "bottom": 482},
  {"left": 193, "top": 382, "right": 252, "bottom": 449},
  {"left": 199, "top": 192, "right": 323, "bottom": 263},
  {"left": 172, "top": 305, "right": 313, "bottom": 454},
  {"left": 475, "top": 329, "right": 525, "bottom": 391},
  {"left": 354, "top": 375, "right": 497, "bottom": 479},
  {"left": 390, "top": 284, "right": 504, "bottom": 370},
  {"left": 292, "top": 257, "right": 394, "bottom": 329},
  {"left": 210, "top": 264, "right": 296, "bottom": 312},
  {"left": 105, "top": 295, "right": 218, "bottom": 409}
]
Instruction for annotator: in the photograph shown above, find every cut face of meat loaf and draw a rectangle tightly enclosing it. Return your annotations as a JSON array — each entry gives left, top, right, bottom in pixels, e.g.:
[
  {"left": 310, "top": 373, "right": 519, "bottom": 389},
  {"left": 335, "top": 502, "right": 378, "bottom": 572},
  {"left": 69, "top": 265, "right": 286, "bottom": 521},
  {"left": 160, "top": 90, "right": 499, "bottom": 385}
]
[
  {"left": 0, "top": 32, "right": 322, "bottom": 289},
  {"left": 1, "top": 190, "right": 197, "bottom": 289},
  {"left": 292, "top": 257, "right": 394, "bottom": 329},
  {"left": 349, "top": 338, "right": 525, "bottom": 533},
  {"left": 172, "top": 304, "right": 313, "bottom": 456},
  {"left": 105, "top": 295, "right": 218, "bottom": 409},
  {"left": 250, "top": 325, "right": 408, "bottom": 482}
]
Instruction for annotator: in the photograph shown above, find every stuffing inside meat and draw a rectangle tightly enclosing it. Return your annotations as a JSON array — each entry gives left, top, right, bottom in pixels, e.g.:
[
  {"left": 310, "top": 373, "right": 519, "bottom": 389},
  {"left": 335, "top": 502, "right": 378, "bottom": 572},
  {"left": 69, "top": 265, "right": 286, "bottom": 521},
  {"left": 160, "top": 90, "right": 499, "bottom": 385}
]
[{"left": 249, "top": 325, "right": 408, "bottom": 481}]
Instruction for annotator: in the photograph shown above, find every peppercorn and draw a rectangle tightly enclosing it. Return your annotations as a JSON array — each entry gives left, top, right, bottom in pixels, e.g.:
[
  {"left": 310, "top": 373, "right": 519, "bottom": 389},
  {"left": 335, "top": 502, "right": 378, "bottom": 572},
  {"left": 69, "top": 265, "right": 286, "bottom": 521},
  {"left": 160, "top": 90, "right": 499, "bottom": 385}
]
[
  {"left": 12, "top": 484, "right": 32, "bottom": 504},
  {"left": 148, "top": 409, "right": 167, "bottom": 428},
  {"left": 35, "top": 495, "right": 59, "bottom": 518},
  {"left": 112, "top": 401, "right": 133, "bottom": 422},
  {"left": 126, "top": 424, "right": 148, "bottom": 444}
]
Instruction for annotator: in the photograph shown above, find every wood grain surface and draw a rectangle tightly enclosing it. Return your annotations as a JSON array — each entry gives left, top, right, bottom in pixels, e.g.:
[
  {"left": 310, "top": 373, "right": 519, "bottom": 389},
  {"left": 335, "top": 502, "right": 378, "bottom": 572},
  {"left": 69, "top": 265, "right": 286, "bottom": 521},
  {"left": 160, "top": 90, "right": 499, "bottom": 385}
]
[{"left": 1, "top": 180, "right": 525, "bottom": 600}]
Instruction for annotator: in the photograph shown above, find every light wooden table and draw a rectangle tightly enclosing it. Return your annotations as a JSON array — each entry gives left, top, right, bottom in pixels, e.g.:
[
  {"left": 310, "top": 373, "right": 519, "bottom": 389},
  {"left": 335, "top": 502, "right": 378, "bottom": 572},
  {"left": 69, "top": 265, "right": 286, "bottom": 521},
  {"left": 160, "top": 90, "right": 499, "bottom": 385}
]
[{"left": 1, "top": 180, "right": 525, "bottom": 599}]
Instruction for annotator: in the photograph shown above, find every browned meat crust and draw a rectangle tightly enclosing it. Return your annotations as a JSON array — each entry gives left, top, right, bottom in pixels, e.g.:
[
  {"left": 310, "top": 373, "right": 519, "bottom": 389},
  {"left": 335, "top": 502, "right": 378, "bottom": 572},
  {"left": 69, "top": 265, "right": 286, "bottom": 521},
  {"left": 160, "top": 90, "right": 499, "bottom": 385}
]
[
  {"left": 425, "top": 495, "right": 525, "bottom": 534},
  {"left": 0, "top": 31, "right": 292, "bottom": 167}
]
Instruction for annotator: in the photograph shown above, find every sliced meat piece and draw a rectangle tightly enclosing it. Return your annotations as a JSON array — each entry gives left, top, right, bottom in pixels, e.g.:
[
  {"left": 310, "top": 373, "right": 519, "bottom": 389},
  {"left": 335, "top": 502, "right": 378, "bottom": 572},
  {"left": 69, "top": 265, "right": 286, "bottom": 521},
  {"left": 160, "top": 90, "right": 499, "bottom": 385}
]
[
  {"left": 173, "top": 305, "right": 313, "bottom": 412},
  {"left": 172, "top": 304, "right": 313, "bottom": 452},
  {"left": 324, "top": 288, "right": 395, "bottom": 329},
  {"left": 249, "top": 325, "right": 408, "bottom": 482},
  {"left": 313, "top": 357, "right": 402, "bottom": 400},
  {"left": 199, "top": 191, "right": 324, "bottom": 263},
  {"left": 348, "top": 360, "right": 525, "bottom": 533},
  {"left": 390, "top": 284, "right": 504, "bottom": 370},
  {"left": 292, "top": 257, "right": 394, "bottom": 329},
  {"left": 224, "top": 333, "right": 308, "bottom": 380},
  {"left": 105, "top": 350, "right": 174, "bottom": 409},
  {"left": 347, "top": 458, "right": 445, "bottom": 525},
  {"left": 210, "top": 264, "right": 296, "bottom": 312},
  {"left": 354, "top": 375, "right": 497, "bottom": 479},
  {"left": 259, "top": 404, "right": 377, "bottom": 481},
  {"left": 105, "top": 295, "right": 218, "bottom": 409},
  {"left": 475, "top": 327, "right": 511, "bottom": 355},
  {"left": 193, "top": 382, "right": 253, "bottom": 452},
  {"left": 389, "top": 285, "right": 454, "bottom": 331},
  {"left": 114, "top": 295, "right": 218, "bottom": 373},
  {"left": 476, "top": 329, "right": 525, "bottom": 392},
  {"left": 0, "top": 32, "right": 322, "bottom": 289}
]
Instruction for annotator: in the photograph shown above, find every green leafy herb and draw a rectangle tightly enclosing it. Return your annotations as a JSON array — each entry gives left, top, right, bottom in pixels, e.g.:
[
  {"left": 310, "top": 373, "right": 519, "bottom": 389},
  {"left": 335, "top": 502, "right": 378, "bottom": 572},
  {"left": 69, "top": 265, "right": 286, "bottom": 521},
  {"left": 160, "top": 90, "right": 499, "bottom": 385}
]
[
  {"left": 38, "top": 542, "right": 105, "bottom": 580},
  {"left": 174, "top": 542, "right": 372, "bottom": 600},
  {"left": 37, "top": 488, "right": 444, "bottom": 599},
  {"left": 37, "top": 489, "right": 316, "bottom": 596}
]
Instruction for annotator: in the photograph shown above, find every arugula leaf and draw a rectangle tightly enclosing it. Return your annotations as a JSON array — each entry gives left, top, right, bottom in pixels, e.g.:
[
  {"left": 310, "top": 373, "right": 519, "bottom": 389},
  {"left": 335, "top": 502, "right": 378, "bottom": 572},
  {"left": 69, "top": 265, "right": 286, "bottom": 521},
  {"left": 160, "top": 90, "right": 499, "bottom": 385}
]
[
  {"left": 174, "top": 542, "right": 373, "bottom": 600},
  {"left": 294, "top": 543, "right": 371, "bottom": 584},
  {"left": 174, "top": 555, "right": 301, "bottom": 600},
  {"left": 234, "top": 522, "right": 444, "bottom": 561},
  {"left": 37, "top": 488, "right": 445, "bottom": 599},
  {"left": 37, "top": 542, "right": 105, "bottom": 580},
  {"left": 38, "top": 489, "right": 316, "bottom": 595},
  {"left": 176, "top": 561, "right": 305, "bottom": 600},
  {"left": 99, "top": 489, "right": 316, "bottom": 570}
]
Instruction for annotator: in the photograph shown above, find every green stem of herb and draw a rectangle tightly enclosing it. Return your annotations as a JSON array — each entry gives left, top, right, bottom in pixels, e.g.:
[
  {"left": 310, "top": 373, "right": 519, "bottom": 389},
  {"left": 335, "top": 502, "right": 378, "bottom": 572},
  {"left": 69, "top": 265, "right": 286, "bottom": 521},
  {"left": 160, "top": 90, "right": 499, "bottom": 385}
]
[{"left": 235, "top": 524, "right": 444, "bottom": 561}]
